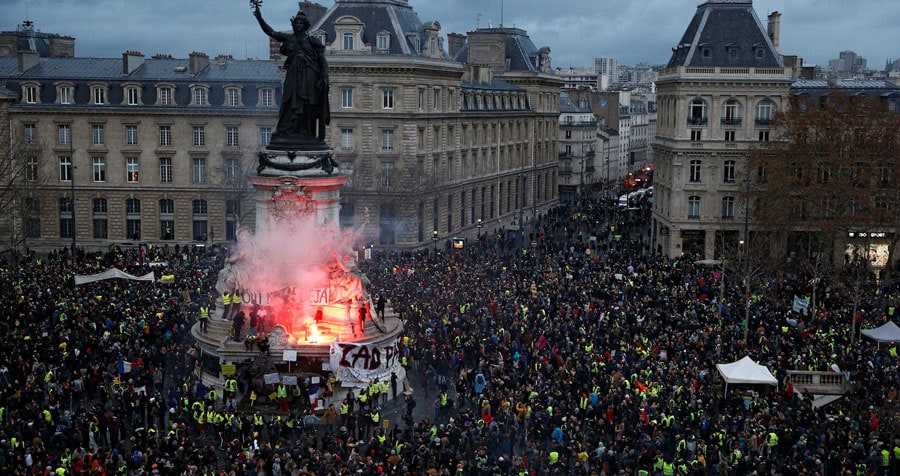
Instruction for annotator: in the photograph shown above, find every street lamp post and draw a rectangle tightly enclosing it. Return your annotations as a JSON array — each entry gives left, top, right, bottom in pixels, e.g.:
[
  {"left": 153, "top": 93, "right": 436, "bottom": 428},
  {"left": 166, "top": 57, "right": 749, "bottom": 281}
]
[
  {"left": 476, "top": 218, "right": 483, "bottom": 240},
  {"left": 432, "top": 230, "right": 438, "bottom": 251}
]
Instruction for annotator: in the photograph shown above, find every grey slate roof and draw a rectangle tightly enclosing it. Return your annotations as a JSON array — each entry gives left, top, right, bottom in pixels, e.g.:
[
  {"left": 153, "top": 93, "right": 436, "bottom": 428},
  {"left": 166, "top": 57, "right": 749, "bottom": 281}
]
[
  {"left": 559, "top": 91, "right": 591, "bottom": 114},
  {"left": 792, "top": 79, "right": 899, "bottom": 90},
  {"left": 314, "top": 0, "right": 448, "bottom": 58},
  {"left": 452, "top": 28, "right": 543, "bottom": 73},
  {"left": 0, "top": 57, "right": 281, "bottom": 82},
  {"left": 0, "top": 56, "right": 282, "bottom": 108},
  {"left": 460, "top": 79, "right": 523, "bottom": 92},
  {"left": 666, "top": 0, "right": 782, "bottom": 69}
]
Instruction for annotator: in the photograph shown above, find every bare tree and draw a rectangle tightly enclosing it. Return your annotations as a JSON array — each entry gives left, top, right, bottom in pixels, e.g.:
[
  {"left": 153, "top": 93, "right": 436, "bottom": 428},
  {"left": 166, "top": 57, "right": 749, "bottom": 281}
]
[
  {"left": 217, "top": 149, "right": 259, "bottom": 242},
  {"left": 751, "top": 91, "right": 900, "bottom": 283},
  {"left": 0, "top": 117, "right": 45, "bottom": 261}
]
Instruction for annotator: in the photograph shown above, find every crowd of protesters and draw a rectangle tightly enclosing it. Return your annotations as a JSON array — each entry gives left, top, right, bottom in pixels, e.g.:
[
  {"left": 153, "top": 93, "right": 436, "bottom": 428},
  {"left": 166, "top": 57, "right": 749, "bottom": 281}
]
[{"left": 0, "top": 194, "right": 898, "bottom": 476}]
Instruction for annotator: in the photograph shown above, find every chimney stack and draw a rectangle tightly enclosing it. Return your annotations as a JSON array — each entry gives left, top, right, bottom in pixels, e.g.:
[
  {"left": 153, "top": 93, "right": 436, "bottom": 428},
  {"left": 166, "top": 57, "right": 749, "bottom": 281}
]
[
  {"left": 447, "top": 32, "right": 466, "bottom": 59},
  {"left": 767, "top": 11, "right": 781, "bottom": 52},
  {"left": 189, "top": 51, "right": 209, "bottom": 75},
  {"left": 18, "top": 49, "right": 40, "bottom": 72},
  {"left": 122, "top": 50, "right": 145, "bottom": 74}
]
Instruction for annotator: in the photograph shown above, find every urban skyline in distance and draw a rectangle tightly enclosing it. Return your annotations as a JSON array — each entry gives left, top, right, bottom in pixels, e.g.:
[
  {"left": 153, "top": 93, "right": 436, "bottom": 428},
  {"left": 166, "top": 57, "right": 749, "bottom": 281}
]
[{"left": 4, "top": 0, "right": 898, "bottom": 70}]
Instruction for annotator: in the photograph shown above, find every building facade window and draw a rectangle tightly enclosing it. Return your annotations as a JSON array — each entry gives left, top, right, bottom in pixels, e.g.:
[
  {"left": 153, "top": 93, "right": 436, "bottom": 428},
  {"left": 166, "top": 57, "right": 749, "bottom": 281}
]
[
  {"left": 59, "top": 197, "right": 74, "bottom": 239},
  {"left": 58, "top": 124, "right": 71, "bottom": 145},
  {"left": 340, "top": 128, "right": 354, "bottom": 149},
  {"left": 126, "top": 87, "right": 140, "bottom": 105},
  {"left": 92, "top": 198, "right": 108, "bottom": 239},
  {"left": 227, "top": 88, "right": 241, "bottom": 106},
  {"left": 260, "top": 88, "right": 274, "bottom": 107},
  {"left": 340, "top": 161, "right": 353, "bottom": 186},
  {"left": 343, "top": 32, "right": 355, "bottom": 50},
  {"left": 126, "top": 157, "right": 140, "bottom": 183},
  {"left": 755, "top": 99, "right": 774, "bottom": 125},
  {"left": 159, "top": 125, "right": 172, "bottom": 146},
  {"left": 158, "top": 86, "right": 173, "bottom": 105},
  {"left": 226, "top": 158, "right": 240, "bottom": 184},
  {"left": 381, "top": 129, "right": 394, "bottom": 150},
  {"left": 688, "top": 98, "right": 707, "bottom": 125},
  {"left": 24, "top": 123, "right": 36, "bottom": 144},
  {"left": 25, "top": 156, "right": 38, "bottom": 182},
  {"left": 260, "top": 127, "right": 272, "bottom": 146},
  {"left": 24, "top": 198, "right": 40, "bottom": 238},
  {"left": 690, "top": 130, "right": 702, "bottom": 141},
  {"left": 382, "top": 90, "right": 394, "bottom": 109},
  {"left": 126, "top": 198, "right": 141, "bottom": 240},
  {"left": 92, "top": 86, "right": 107, "bottom": 105},
  {"left": 159, "top": 157, "right": 173, "bottom": 183},
  {"left": 159, "top": 199, "right": 174, "bottom": 240},
  {"left": 225, "top": 199, "right": 240, "bottom": 241},
  {"left": 192, "top": 199, "right": 208, "bottom": 241},
  {"left": 91, "top": 124, "right": 105, "bottom": 146},
  {"left": 192, "top": 87, "right": 207, "bottom": 106},
  {"left": 59, "top": 156, "right": 72, "bottom": 182},
  {"left": 380, "top": 162, "right": 394, "bottom": 188},
  {"left": 226, "top": 126, "right": 239, "bottom": 147},
  {"left": 376, "top": 33, "right": 390, "bottom": 51},
  {"left": 193, "top": 157, "right": 206, "bottom": 183},
  {"left": 23, "top": 85, "right": 38, "bottom": 104},
  {"left": 92, "top": 157, "right": 106, "bottom": 182},
  {"left": 192, "top": 126, "right": 205, "bottom": 147},
  {"left": 687, "top": 195, "right": 701, "bottom": 219},
  {"left": 125, "top": 125, "right": 139, "bottom": 145},
  {"left": 689, "top": 159, "right": 702, "bottom": 182},
  {"left": 723, "top": 160, "right": 736, "bottom": 183},
  {"left": 58, "top": 86, "right": 73, "bottom": 105},
  {"left": 724, "top": 130, "right": 736, "bottom": 142},
  {"left": 722, "top": 98, "right": 741, "bottom": 125},
  {"left": 341, "top": 88, "right": 353, "bottom": 108},
  {"left": 722, "top": 196, "right": 735, "bottom": 219}
]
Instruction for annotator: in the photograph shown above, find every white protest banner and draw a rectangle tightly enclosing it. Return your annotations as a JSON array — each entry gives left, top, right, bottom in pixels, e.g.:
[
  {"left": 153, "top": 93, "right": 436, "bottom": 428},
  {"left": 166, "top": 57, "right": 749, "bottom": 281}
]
[{"left": 328, "top": 337, "right": 402, "bottom": 383}]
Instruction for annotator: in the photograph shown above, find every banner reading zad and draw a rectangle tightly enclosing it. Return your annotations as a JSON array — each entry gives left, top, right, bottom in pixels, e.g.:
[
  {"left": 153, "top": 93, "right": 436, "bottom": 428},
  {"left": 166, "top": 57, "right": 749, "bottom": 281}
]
[{"left": 329, "top": 337, "right": 402, "bottom": 384}]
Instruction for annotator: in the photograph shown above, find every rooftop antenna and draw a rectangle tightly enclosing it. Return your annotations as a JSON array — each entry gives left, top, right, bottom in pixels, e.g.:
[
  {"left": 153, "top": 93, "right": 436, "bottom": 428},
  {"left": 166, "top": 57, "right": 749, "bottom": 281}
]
[
  {"left": 475, "top": 13, "right": 481, "bottom": 29},
  {"left": 25, "top": 0, "right": 29, "bottom": 21},
  {"left": 500, "top": 0, "right": 504, "bottom": 28}
]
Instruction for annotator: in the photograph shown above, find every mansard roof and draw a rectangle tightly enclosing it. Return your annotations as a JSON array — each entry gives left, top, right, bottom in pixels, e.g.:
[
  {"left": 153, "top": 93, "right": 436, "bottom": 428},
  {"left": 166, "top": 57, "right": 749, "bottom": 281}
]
[
  {"left": 314, "top": 0, "right": 448, "bottom": 58},
  {"left": 452, "top": 28, "right": 545, "bottom": 73},
  {"left": 666, "top": 0, "right": 782, "bottom": 69},
  {"left": 559, "top": 91, "right": 591, "bottom": 113},
  {"left": 0, "top": 57, "right": 281, "bottom": 83}
]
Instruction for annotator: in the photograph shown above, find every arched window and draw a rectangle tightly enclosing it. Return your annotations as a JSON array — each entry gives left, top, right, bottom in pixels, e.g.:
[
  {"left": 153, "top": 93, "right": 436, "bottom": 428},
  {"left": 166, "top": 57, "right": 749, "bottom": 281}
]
[
  {"left": 722, "top": 98, "right": 742, "bottom": 126},
  {"left": 688, "top": 98, "right": 708, "bottom": 125},
  {"left": 755, "top": 99, "right": 775, "bottom": 126}
]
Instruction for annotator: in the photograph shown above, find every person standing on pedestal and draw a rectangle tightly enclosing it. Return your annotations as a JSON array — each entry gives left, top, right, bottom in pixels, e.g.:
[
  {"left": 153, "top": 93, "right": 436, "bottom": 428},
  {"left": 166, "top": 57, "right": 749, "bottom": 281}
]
[{"left": 252, "top": 1, "right": 330, "bottom": 143}]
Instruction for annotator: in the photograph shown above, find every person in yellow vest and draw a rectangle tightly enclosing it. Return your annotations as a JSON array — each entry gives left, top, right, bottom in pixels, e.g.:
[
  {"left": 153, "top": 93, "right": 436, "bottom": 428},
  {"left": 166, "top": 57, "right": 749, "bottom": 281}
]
[
  {"left": 198, "top": 304, "right": 210, "bottom": 333},
  {"left": 232, "top": 290, "right": 243, "bottom": 315},
  {"left": 339, "top": 398, "right": 350, "bottom": 425},
  {"left": 224, "top": 377, "right": 237, "bottom": 397},
  {"left": 221, "top": 291, "right": 233, "bottom": 321},
  {"left": 276, "top": 383, "right": 290, "bottom": 412}
]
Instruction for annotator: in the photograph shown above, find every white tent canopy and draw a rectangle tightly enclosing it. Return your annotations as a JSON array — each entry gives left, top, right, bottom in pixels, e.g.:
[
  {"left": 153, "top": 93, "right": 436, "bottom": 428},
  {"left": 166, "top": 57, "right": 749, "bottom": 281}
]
[
  {"left": 716, "top": 356, "right": 778, "bottom": 393},
  {"left": 860, "top": 321, "right": 900, "bottom": 343}
]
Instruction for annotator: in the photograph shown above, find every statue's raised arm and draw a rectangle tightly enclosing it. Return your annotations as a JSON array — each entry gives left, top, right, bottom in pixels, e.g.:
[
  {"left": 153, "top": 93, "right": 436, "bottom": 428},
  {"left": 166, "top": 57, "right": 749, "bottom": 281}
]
[{"left": 252, "top": 1, "right": 286, "bottom": 41}]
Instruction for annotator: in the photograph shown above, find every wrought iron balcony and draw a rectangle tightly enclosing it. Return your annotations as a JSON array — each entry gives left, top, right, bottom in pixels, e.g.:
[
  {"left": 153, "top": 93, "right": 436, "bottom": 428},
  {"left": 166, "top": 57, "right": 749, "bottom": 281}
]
[{"left": 687, "top": 117, "right": 708, "bottom": 126}]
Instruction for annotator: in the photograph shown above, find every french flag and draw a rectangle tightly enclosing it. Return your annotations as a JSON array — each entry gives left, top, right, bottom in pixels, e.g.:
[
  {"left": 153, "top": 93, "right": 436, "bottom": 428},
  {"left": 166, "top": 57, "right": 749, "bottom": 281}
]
[
  {"left": 307, "top": 382, "right": 319, "bottom": 409},
  {"left": 117, "top": 359, "right": 133, "bottom": 375}
]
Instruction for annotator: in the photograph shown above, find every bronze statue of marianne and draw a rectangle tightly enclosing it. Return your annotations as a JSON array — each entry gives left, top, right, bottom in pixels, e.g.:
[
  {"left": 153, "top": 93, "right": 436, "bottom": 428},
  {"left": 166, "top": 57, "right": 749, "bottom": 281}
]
[{"left": 252, "top": 0, "right": 330, "bottom": 148}]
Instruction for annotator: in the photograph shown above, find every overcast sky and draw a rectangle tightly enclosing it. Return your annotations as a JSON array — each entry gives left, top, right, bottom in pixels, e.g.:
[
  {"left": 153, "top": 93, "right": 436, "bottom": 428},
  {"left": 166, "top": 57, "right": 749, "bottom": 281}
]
[{"left": 5, "top": 0, "right": 898, "bottom": 69}]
